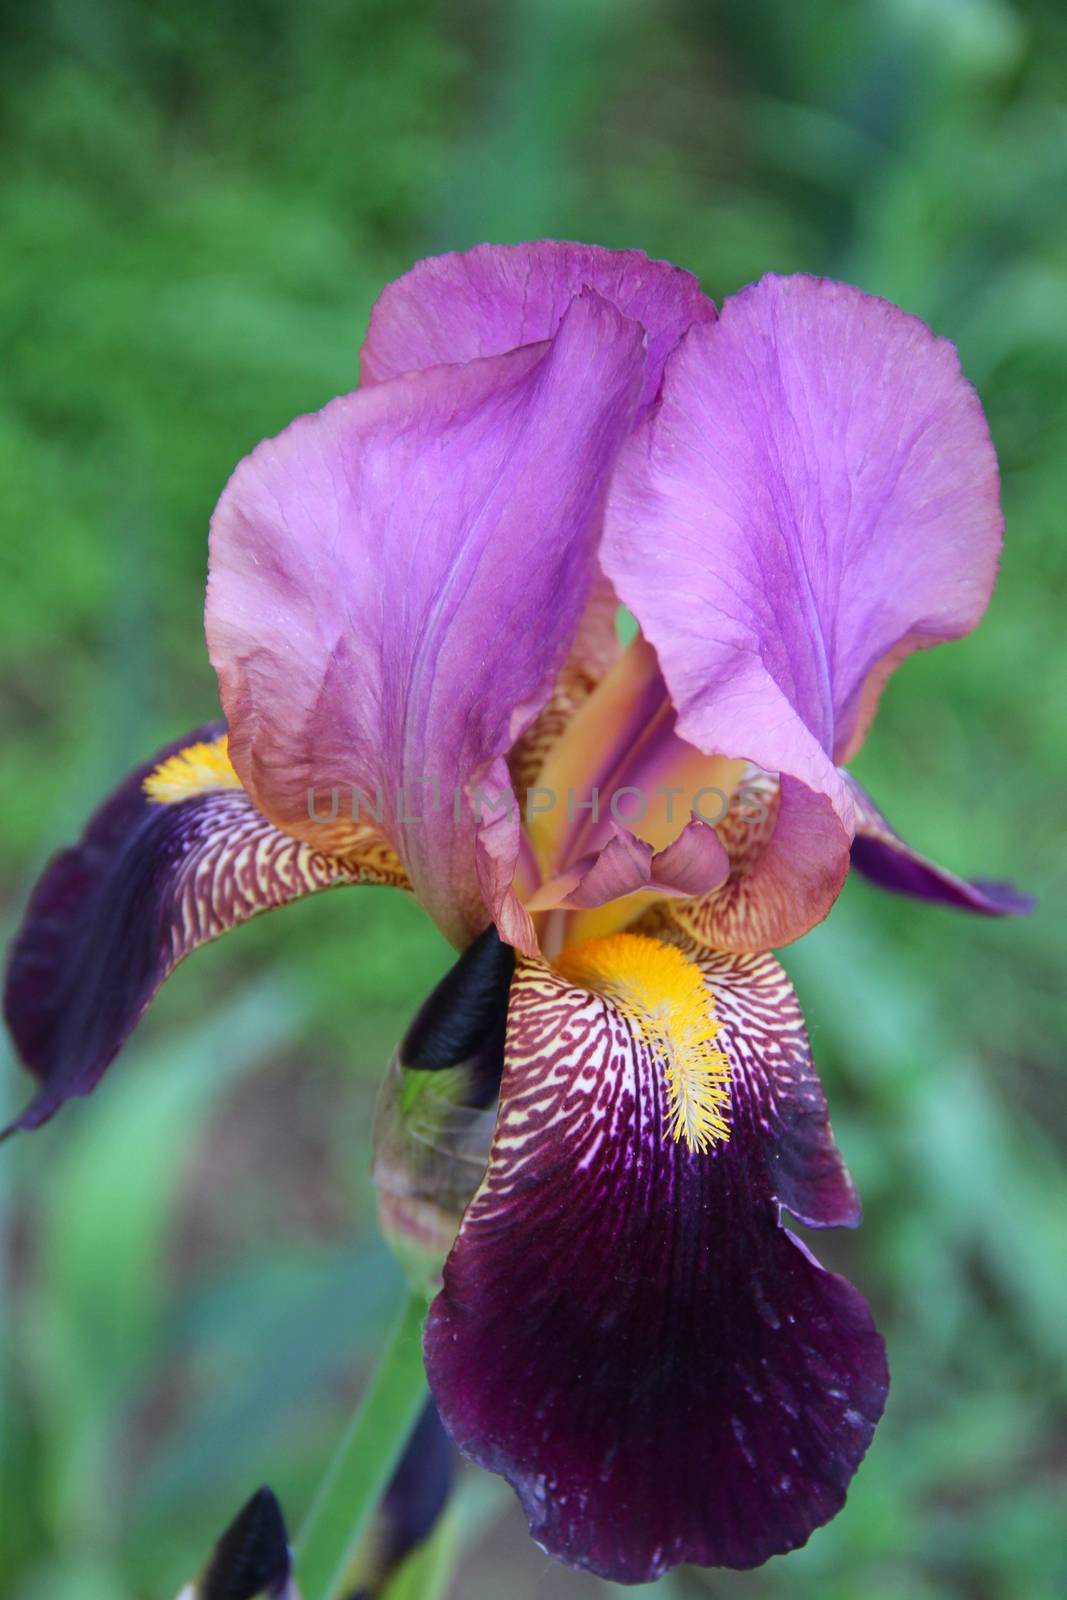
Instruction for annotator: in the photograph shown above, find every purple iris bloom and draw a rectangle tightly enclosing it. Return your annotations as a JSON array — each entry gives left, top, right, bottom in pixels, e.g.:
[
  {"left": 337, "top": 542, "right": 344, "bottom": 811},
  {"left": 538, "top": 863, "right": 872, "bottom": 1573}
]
[{"left": 4, "top": 243, "right": 1029, "bottom": 1583}]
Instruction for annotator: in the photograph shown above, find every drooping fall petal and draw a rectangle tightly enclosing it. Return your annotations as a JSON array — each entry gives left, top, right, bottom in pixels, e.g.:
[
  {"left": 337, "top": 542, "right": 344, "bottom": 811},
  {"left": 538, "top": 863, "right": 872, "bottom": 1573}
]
[
  {"left": 605, "top": 273, "right": 1003, "bottom": 940},
  {"left": 3, "top": 727, "right": 402, "bottom": 1134},
  {"left": 208, "top": 292, "right": 646, "bottom": 949},
  {"left": 360, "top": 239, "right": 715, "bottom": 413},
  {"left": 425, "top": 924, "right": 886, "bottom": 1582},
  {"left": 846, "top": 774, "right": 1034, "bottom": 915}
]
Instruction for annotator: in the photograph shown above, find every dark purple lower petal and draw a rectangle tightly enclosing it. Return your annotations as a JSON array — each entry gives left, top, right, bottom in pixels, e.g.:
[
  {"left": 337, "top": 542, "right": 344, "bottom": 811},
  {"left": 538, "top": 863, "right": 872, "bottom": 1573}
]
[
  {"left": 4, "top": 726, "right": 406, "bottom": 1134},
  {"left": 846, "top": 774, "right": 1033, "bottom": 915},
  {"left": 425, "top": 927, "right": 886, "bottom": 1582}
]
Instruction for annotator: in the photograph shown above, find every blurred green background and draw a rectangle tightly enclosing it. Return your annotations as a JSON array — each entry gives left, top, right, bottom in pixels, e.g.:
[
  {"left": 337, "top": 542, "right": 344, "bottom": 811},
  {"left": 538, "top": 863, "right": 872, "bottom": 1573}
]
[{"left": 1, "top": 0, "right": 1065, "bottom": 1595}]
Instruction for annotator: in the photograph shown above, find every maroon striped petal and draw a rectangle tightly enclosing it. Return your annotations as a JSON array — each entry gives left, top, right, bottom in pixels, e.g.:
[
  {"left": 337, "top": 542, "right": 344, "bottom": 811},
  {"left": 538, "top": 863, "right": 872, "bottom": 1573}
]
[
  {"left": 676, "top": 763, "right": 1031, "bottom": 952},
  {"left": 3, "top": 726, "right": 405, "bottom": 1134},
  {"left": 425, "top": 925, "right": 885, "bottom": 1581},
  {"left": 846, "top": 774, "right": 1034, "bottom": 915}
]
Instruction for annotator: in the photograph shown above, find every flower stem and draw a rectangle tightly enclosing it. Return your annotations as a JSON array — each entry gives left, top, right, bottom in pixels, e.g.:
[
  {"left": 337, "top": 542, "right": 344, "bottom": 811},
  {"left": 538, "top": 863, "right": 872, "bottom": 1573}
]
[{"left": 296, "top": 1289, "right": 430, "bottom": 1600}]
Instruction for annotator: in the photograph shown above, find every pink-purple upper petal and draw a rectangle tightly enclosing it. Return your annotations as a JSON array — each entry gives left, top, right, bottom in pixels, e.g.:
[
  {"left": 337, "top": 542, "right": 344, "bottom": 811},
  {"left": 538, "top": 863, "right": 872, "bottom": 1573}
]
[
  {"left": 604, "top": 273, "right": 1004, "bottom": 919},
  {"left": 207, "top": 291, "right": 646, "bottom": 948},
  {"left": 360, "top": 240, "right": 716, "bottom": 414}
]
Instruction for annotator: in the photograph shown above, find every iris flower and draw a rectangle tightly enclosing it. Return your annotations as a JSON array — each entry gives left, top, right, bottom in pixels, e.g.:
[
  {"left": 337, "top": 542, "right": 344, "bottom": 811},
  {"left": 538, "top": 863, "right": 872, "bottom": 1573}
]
[{"left": 4, "top": 244, "right": 1028, "bottom": 1583}]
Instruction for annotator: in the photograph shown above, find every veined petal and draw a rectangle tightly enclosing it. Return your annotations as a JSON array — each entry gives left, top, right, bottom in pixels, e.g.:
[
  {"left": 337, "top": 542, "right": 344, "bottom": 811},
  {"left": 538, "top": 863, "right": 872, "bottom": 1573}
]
[
  {"left": 3, "top": 726, "right": 403, "bottom": 1134},
  {"left": 604, "top": 274, "right": 1003, "bottom": 934},
  {"left": 847, "top": 774, "right": 1034, "bottom": 915},
  {"left": 425, "top": 927, "right": 885, "bottom": 1582},
  {"left": 361, "top": 240, "right": 715, "bottom": 413},
  {"left": 208, "top": 292, "right": 646, "bottom": 949}
]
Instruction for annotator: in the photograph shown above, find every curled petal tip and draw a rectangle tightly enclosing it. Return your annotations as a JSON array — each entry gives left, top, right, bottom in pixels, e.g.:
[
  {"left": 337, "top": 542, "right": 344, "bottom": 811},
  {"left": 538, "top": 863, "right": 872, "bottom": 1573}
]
[
  {"left": 966, "top": 879, "right": 1036, "bottom": 916},
  {"left": 847, "top": 775, "right": 1034, "bottom": 917}
]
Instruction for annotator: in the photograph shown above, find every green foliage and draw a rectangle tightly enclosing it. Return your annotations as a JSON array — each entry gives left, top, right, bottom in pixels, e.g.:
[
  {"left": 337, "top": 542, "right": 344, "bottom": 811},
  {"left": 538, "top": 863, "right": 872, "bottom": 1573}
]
[{"left": 1, "top": 0, "right": 1065, "bottom": 1596}]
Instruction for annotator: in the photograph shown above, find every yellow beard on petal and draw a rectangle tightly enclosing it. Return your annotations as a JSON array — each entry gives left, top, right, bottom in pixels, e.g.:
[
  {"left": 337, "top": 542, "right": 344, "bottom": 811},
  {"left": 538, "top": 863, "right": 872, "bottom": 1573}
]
[
  {"left": 143, "top": 736, "right": 242, "bottom": 804},
  {"left": 555, "top": 931, "right": 731, "bottom": 1153}
]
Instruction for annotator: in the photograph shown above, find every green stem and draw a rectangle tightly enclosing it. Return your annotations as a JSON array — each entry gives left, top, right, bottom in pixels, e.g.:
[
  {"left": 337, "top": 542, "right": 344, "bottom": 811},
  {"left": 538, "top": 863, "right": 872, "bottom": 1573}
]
[{"left": 296, "top": 1289, "right": 430, "bottom": 1600}]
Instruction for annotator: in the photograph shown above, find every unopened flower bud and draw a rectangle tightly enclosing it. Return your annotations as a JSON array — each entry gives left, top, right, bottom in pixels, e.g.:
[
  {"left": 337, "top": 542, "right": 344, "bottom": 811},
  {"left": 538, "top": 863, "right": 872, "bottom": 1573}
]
[
  {"left": 177, "top": 1485, "right": 296, "bottom": 1599},
  {"left": 372, "top": 927, "right": 513, "bottom": 1292}
]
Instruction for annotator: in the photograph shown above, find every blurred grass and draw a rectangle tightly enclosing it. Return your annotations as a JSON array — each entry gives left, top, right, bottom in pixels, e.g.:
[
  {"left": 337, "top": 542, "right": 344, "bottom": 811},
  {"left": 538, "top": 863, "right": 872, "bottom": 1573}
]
[{"left": 1, "top": 0, "right": 1065, "bottom": 1595}]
